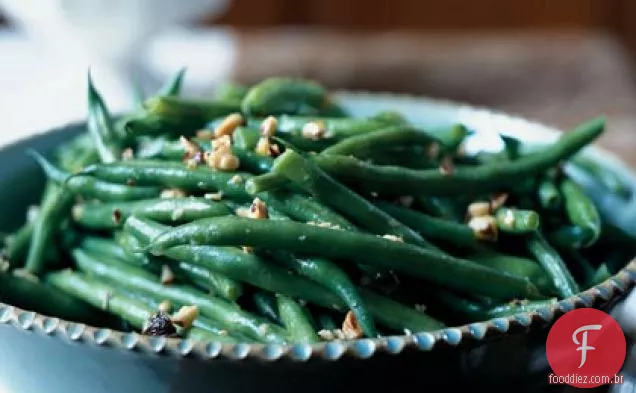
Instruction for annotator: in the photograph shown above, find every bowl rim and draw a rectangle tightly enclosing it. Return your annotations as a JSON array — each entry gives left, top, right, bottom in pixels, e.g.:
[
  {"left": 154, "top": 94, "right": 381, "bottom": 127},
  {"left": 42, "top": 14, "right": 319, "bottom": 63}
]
[{"left": 1, "top": 90, "right": 635, "bottom": 362}]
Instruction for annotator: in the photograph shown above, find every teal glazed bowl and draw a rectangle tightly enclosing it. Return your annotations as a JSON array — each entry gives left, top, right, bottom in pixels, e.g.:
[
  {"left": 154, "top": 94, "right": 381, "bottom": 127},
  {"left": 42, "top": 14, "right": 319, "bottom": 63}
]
[{"left": 0, "top": 92, "right": 635, "bottom": 393}]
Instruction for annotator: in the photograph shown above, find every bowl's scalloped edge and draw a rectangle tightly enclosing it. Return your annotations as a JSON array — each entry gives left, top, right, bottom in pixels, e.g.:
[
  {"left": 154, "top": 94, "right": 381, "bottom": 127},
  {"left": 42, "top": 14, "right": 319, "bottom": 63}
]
[{"left": 1, "top": 91, "right": 635, "bottom": 362}]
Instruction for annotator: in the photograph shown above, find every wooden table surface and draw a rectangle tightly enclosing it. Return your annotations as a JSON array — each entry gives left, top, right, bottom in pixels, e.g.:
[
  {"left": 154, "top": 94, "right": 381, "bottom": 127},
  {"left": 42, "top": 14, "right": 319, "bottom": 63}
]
[{"left": 230, "top": 29, "right": 636, "bottom": 169}]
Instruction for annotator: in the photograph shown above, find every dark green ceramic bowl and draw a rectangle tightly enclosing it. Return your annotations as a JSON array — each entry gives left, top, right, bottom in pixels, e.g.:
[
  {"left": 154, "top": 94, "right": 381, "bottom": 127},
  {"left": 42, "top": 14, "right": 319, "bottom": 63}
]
[{"left": 0, "top": 93, "right": 634, "bottom": 393}]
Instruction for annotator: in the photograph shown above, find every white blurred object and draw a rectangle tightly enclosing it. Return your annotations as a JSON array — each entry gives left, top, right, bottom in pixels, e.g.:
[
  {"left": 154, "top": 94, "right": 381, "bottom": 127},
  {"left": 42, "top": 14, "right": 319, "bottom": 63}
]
[{"left": 0, "top": 0, "right": 231, "bottom": 95}]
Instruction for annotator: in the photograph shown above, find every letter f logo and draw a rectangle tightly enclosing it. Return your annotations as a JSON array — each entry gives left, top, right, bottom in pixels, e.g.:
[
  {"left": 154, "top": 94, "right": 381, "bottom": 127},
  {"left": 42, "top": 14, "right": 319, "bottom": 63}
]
[{"left": 572, "top": 324, "right": 602, "bottom": 368}]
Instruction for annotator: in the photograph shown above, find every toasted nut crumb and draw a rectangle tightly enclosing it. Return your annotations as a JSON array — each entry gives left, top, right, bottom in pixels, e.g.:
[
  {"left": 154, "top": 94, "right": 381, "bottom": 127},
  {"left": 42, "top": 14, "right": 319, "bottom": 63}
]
[
  {"left": 143, "top": 311, "right": 177, "bottom": 336},
  {"left": 260, "top": 116, "right": 278, "bottom": 137},
  {"left": 255, "top": 137, "right": 273, "bottom": 157},
  {"left": 302, "top": 121, "right": 326, "bottom": 140},
  {"left": 258, "top": 324, "right": 270, "bottom": 335},
  {"left": 230, "top": 175, "right": 243, "bottom": 184},
  {"left": 404, "top": 328, "right": 413, "bottom": 336},
  {"left": 213, "top": 113, "right": 244, "bottom": 138},
  {"left": 217, "top": 154, "right": 240, "bottom": 171},
  {"left": 334, "top": 329, "right": 346, "bottom": 340},
  {"left": 269, "top": 143, "right": 281, "bottom": 157},
  {"left": 26, "top": 205, "right": 40, "bottom": 223},
  {"left": 235, "top": 207, "right": 251, "bottom": 218},
  {"left": 180, "top": 136, "right": 202, "bottom": 160},
  {"left": 342, "top": 311, "right": 363, "bottom": 340},
  {"left": 318, "top": 329, "right": 335, "bottom": 341},
  {"left": 381, "top": 234, "right": 404, "bottom": 242},
  {"left": 204, "top": 191, "right": 224, "bottom": 201},
  {"left": 426, "top": 142, "right": 440, "bottom": 159},
  {"left": 161, "top": 265, "right": 175, "bottom": 285},
  {"left": 161, "top": 188, "right": 187, "bottom": 199},
  {"left": 369, "top": 191, "right": 379, "bottom": 198},
  {"left": 414, "top": 304, "right": 427, "bottom": 312},
  {"left": 212, "top": 135, "right": 232, "bottom": 152},
  {"left": 397, "top": 196, "right": 414, "bottom": 207},
  {"left": 171, "top": 208, "right": 185, "bottom": 221},
  {"left": 185, "top": 159, "right": 198, "bottom": 170},
  {"left": 439, "top": 154, "right": 455, "bottom": 175},
  {"left": 126, "top": 179, "right": 136, "bottom": 186},
  {"left": 0, "top": 260, "right": 9, "bottom": 273},
  {"left": 196, "top": 129, "right": 214, "bottom": 140},
  {"left": 307, "top": 221, "right": 341, "bottom": 230},
  {"left": 158, "top": 300, "right": 172, "bottom": 313},
  {"left": 12, "top": 268, "right": 40, "bottom": 283},
  {"left": 242, "top": 246, "right": 254, "bottom": 253},
  {"left": 112, "top": 208, "right": 123, "bottom": 225},
  {"left": 218, "top": 329, "right": 229, "bottom": 336},
  {"left": 121, "top": 147, "right": 134, "bottom": 161},
  {"left": 248, "top": 197, "right": 269, "bottom": 219},
  {"left": 467, "top": 201, "right": 491, "bottom": 218},
  {"left": 468, "top": 215, "right": 498, "bottom": 241},
  {"left": 172, "top": 305, "right": 199, "bottom": 329},
  {"left": 490, "top": 193, "right": 509, "bottom": 211}
]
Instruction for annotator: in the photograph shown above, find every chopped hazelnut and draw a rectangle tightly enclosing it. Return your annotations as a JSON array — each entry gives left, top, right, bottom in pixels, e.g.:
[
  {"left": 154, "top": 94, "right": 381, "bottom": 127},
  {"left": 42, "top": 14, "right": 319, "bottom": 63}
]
[
  {"left": 260, "top": 116, "right": 278, "bottom": 137},
  {"left": 342, "top": 311, "right": 363, "bottom": 340},
  {"left": 212, "top": 135, "right": 232, "bottom": 152},
  {"left": 121, "top": 147, "right": 134, "bottom": 161},
  {"left": 302, "top": 121, "right": 326, "bottom": 140},
  {"left": 490, "top": 193, "right": 509, "bottom": 211},
  {"left": 381, "top": 234, "right": 404, "bottom": 242},
  {"left": 438, "top": 154, "right": 455, "bottom": 175},
  {"left": 161, "top": 188, "right": 187, "bottom": 199},
  {"left": 467, "top": 201, "right": 491, "bottom": 218},
  {"left": 248, "top": 198, "right": 269, "bottom": 219},
  {"left": 468, "top": 215, "right": 498, "bottom": 241},
  {"left": 196, "top": 129, "right": 214, "bottom": 140},
  {"left": 217, "top": 154, "right": 240, "bottom": 171},
  {"left": 179, "top": 136, "right": 202, "bottom": 160},
  {"left": 255, "top": 137, "right": 273, "bottom": 157},
  {"left": 213, "top": 113, "right": 244, "bottom": 138},
  {"left": 161, "top": 265, "right": 175, "bottom": 285},
  {"left": 158, "top": 300, "right": 172, "bottom": 313},
  {"left": 204, "top": 191, "right": 224, "bottom": 201},
  {"left": 171, "top": 305, "right": 199, "bottom": 329},
  {"left": 230, "top": 175, "right": 243, "bottom": 184}
]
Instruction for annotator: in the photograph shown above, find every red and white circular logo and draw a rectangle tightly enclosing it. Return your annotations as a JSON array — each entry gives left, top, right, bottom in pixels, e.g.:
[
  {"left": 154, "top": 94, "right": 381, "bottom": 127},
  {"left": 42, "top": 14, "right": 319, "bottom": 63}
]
[{"left": 546, "top": 308, "right": 626, "bottom": 388}]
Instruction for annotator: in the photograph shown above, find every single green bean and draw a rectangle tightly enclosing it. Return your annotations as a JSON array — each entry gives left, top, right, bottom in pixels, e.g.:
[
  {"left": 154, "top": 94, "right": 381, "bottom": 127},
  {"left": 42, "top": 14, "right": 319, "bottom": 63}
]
[
  {"left": 526, "top": 232, "right": 579, "bottom": 298},
  {"left": 215, "top": 82, "right": 249, "bottom": 103},
  {"left": 310, "top": 117, "right": 604, "bottom": 196},
  {"left": 320, "top": 126, "right": 437, "bottom": 159},
  {"left": 375, "top": 201, "right": 479, "bottom": 248},
  {"left": 147, "top": 216, "right": 543, "bottom": 300},
  {"left": 241, "top": 77, "right": 327, "bottom": 116},
  {"left": 3, "top": 222, "right": 33, "bottom": 267},
  {"left": 555, "top": 178, "right": 601, "bottom": 248},
  {"left": 72, "top": 198, "right": 230, "bottom": 230},
  {"left": 87, "top": 73, "right": 124, "bottom": 163},
  {"left": 415, "top": 196, "right": 463, "bottom": 222},
  {"left": 276, "top": 294, "right": 320, "bottom": 344},
  {"left": 252, "top": 291, "right": 281, "bottom": 324}
]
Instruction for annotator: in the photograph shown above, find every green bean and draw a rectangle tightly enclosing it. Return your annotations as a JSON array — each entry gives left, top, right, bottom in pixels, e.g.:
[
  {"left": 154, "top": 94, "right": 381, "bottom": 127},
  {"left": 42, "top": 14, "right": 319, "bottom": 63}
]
[
  {"left": 434, "top": 288, "right": 557, "bottom": 321},
  {"left": 467, "top": 251, "right": 555, "bottom": 295},
  {"left": 115, "top": 230, "right": 152, "bottom": 267},
  {"left": 147, "top": 216, "right": 543, "bottom": 300},
  {"left": 0, "top": 270, "right": 107, "bottom": 325},
  {"left": 215, "top": 82, "right": 249, "bottom": 103},
  {"left": 252, "top": 291, "right": 281, "bottom": 324},
  {"left": 3, "top": 222, "right": 33, "bottom": 267},
  {"left": 525, "top": 232, "right": 579, "bottom": 298},
  {"left": 369, "top": 111, "right": 409, "bottom": 125},
  {"left": 170, "top": 259, "right": 244, "bottom": 302},
  {"left": 537, "top": 176, "right": 562, "bottom": 211},
  {"left": 87, "top": 73, "right": 124, "bottom": 163},
  {"left": 320, "top": 126, "right": 437, "bottom": 159},
  {"left": 146, "top": 96, "right": 240, "bottom": 124},
  {"left": 232, "top": 127, "right": 261, "bottom": 150},
  {"left": 269, "top": 251, "right": 377, "bottom": 337},
  {"left": 247, "top": 115, "right": 387, "bottom": 140},
  {"left": 494, "top": 208, "right": 540, "bottom": 234},
  {"left": 45, "top": 269, "right": 157, "bottom": 331},
  {"left": 276, "top": 294, "right": 320, "bottom": 343},
  {"left": 245, "top": 172, "right": 289, "bottom": 194},
  {"left": 187, "top": 325, "right": 241, "bottom": 343},
  {"left": 556, "top": 178, "right": 601, "bottom": 248},
  {"left": 233, "top": 148, "right": 274, "bottom": 174},
  {"left": 157, "top": 67, "right": 187, "bottom": 97},
  {"left": 435, "top": 124, "right": 469, "bottom": 153},
  {"left": 79, "top": 236, "right": 130, "bottom": 262},
  {"left": 24, "top": 184, "right": 73, "bottom": 275},
  {"left": 31, "top": 151, "right": 161, "bottom": 201},
  {"left": 72, "top": 248, "right": 288, "bottom": 343},
  {"left": 72, "top": 198, "right": 231, "bottom": 230},
  {"left": 570, "top": 154, "right": 632, "bottom": 200},
  {"left": 271, "top": 149, "right": 438, "bottom": 249},
  {"left": 366, "top": 147, "right": 436, "bottom": 169},
  {"left": 375, "top": 201, "right": 479, "bottom": 249},
  {"left": 241, "top": 77, "right": 327, "bottom": 116},
  {"left": 127, "top": 216, "right": 443, "bottom": 332},
  {"left": 415, "top": 196, "right": 463, "bottom": 222},
  {"left": 309, "top": 117, "right": 604, "bottom": 196}
]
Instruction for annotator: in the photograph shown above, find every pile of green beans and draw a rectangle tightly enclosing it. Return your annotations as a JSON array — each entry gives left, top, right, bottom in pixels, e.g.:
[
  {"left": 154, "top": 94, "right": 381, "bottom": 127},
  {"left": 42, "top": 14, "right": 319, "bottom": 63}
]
[{"left": 1, "top": 72, "right": 632, "bottom": 345}]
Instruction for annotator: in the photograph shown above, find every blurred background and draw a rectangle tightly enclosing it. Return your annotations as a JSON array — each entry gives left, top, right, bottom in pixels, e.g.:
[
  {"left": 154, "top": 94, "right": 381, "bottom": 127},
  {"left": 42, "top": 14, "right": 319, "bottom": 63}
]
[{"left": 1, "top": 0, "right": 636, "bottom": 163}]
